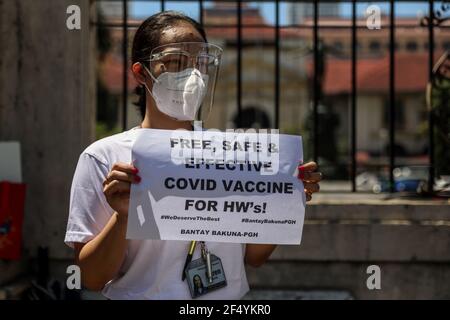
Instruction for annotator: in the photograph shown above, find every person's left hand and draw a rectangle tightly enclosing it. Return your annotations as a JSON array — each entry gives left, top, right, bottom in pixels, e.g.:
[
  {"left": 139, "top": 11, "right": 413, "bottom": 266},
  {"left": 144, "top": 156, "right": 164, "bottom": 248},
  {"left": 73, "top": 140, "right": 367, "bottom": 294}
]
[{"left": 298, "top": 162, "right": 322, "bottom": 201}]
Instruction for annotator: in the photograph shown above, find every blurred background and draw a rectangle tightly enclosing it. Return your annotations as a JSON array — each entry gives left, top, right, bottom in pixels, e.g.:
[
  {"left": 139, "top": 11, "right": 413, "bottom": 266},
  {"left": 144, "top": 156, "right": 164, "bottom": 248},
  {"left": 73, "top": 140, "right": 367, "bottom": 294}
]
[{"left": 0, "top": 0, "right": 449, "bottom": 300}]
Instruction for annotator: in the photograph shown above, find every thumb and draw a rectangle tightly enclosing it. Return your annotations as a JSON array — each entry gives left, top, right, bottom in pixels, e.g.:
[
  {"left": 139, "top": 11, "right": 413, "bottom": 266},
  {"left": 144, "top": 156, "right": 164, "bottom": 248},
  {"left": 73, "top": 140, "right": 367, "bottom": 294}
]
[{"left": 298, "top": 161, "right": 318, "bottom": 179}]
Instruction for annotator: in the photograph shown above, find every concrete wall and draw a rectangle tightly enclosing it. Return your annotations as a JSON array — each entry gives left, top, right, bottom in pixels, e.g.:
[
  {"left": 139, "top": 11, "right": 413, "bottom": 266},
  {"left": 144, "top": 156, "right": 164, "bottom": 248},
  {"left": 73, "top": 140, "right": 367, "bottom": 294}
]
[
  {"left": 247, "top": 200, "right": 450, "bottom": 299},
  {"left": 8, "top": 200, "right": 447, "bottom": 300},
  {"left": 0, "top": 0, "right": 96, "bottom": 285}
]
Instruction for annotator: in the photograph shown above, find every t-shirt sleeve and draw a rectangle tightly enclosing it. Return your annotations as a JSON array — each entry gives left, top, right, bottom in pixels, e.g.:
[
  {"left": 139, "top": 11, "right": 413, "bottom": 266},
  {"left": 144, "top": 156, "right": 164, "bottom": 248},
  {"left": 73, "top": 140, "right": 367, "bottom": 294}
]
[{"left": 64, "top": 152, "right": 113, "bottom": 248}]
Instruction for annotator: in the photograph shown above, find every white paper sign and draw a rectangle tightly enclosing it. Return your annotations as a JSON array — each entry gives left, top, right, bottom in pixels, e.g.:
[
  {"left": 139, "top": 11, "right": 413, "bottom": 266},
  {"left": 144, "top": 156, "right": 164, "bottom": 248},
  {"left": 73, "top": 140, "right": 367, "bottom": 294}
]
[{"left": 127, "top": 128, "right": 305, "bottom": 244}]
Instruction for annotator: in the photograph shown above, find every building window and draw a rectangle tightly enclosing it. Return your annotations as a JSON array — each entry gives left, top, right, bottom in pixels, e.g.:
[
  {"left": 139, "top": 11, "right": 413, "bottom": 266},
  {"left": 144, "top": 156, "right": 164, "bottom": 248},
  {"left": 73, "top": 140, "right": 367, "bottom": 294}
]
[
  {"left": 385, "top": 42, "right": 399, "bottom": 51},
  {"left": 369, "top": 41, "right": 381, "bottom": 52},
  {"left": 406, "top": 41, "right": 417, "bottom": 52},
  {"left": 233, "top": 107, "right": 271, "bottom": 129},
  {"left": 333, "top": 41, "right": 343, "bottom": 52},
  {"left": 384, "top": 99, "right": 405, "bottom": 130},
  {"left": 424, "top": 42, "right": 435, "bottom": 50}
]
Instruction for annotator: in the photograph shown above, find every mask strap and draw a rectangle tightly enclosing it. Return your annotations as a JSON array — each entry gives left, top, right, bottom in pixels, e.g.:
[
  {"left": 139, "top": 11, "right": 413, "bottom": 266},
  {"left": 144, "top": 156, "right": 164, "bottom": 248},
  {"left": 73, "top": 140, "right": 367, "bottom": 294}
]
[
  {"left": 140, "top": 63, "right": 158, "bottom": 101},
  {"left": 143, "top": 83, "right": 156, "bottom": 102},
  {"left": 141, "top": 63, "right": 159, "bottom": 84}
]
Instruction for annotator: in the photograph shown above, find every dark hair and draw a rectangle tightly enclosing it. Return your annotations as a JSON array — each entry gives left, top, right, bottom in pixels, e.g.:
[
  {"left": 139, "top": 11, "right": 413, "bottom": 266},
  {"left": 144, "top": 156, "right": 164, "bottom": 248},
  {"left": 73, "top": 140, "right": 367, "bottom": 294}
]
[{"left": 132, "top": 11, "right": 207, "bottom": 119}]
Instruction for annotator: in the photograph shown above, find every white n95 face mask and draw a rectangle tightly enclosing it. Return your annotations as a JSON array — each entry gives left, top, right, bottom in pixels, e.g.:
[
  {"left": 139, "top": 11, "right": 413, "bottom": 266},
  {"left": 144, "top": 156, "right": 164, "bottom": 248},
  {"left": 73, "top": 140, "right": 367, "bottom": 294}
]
[{"left": 144, "top": 67, "right": 209, "bottom": 121}]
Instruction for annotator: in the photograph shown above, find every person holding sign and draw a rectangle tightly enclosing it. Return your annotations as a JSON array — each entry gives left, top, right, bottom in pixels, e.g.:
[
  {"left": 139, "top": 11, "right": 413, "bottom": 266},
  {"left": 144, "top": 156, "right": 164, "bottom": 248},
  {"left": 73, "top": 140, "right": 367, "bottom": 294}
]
[{"left": 64, "top": 11, "right": 322, "bottom": 299}]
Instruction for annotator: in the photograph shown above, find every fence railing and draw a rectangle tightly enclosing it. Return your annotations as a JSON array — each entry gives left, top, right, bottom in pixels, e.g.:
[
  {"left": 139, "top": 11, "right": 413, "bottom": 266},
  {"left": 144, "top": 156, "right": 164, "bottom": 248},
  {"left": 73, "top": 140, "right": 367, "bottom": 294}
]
[{"left": 93, "top": 0, "right": 450, "bottom": 195}]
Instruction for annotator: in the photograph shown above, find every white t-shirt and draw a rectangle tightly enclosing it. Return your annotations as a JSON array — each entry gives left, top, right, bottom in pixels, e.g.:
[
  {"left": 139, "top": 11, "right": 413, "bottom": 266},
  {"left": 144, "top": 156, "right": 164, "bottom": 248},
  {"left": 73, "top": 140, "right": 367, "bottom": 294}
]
[{"left": 64, "top": 128, "right": 249, "bottom": 300}]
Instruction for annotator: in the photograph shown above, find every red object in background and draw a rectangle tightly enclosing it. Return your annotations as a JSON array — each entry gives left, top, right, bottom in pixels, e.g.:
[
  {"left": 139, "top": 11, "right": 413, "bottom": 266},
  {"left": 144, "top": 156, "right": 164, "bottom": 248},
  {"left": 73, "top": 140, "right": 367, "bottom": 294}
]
[{"left": 0, "top": 181, "right": 26, "bottom": 260}]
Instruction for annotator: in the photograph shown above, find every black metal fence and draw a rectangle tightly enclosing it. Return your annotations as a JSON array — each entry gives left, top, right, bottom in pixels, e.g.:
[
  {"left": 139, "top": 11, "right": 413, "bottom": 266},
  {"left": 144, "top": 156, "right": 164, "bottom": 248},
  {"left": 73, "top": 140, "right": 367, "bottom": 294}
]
[{"left": 94, "top": 0, "right": 449, "bottom": 194}]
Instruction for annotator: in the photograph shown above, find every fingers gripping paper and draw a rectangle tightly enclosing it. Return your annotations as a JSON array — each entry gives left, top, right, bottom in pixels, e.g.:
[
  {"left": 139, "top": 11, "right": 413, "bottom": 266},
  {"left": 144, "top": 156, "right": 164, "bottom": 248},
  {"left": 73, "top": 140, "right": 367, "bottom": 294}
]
[{"left": 127, "top": 129, "right": 306, "bottom": 244}]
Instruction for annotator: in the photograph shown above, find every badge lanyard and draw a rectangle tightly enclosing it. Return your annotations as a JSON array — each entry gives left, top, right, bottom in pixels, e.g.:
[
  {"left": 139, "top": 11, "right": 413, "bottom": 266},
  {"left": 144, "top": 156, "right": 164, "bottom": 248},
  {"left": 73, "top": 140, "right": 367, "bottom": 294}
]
[
  {"left": 200, "top": 241, "right": 213, "bottom": 283},
  {"left": 182, "top": 240, "right": 227, "bottom": 298}
]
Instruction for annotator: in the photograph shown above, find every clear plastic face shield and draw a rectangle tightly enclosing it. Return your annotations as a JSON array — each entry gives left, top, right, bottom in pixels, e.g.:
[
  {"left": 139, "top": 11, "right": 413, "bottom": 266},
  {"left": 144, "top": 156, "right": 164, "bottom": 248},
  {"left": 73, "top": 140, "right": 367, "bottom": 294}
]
[{"left": 143, "top": 42, "right": 223, "bottom": 122}]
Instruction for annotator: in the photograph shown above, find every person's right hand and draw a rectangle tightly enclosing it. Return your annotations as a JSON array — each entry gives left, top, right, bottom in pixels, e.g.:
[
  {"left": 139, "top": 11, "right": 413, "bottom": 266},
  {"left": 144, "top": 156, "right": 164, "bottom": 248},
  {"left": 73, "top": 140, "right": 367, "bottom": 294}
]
[{"left": 102, "top": 162, "right": 141, "bottom": 219}]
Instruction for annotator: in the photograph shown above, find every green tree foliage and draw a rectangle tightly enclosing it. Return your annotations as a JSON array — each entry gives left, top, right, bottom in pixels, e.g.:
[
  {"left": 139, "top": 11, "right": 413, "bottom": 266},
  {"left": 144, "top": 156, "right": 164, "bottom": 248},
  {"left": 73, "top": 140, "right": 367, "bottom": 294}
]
[{"left": 431, "top": 76, "right": 450, "bottom": 177}]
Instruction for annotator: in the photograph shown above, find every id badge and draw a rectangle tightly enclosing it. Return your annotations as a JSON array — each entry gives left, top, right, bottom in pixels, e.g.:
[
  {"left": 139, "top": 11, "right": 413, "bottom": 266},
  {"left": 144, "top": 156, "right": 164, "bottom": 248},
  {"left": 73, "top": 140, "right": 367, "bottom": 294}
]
[{"left": 185, "top": 254, "right": 227, "bottom": 298}]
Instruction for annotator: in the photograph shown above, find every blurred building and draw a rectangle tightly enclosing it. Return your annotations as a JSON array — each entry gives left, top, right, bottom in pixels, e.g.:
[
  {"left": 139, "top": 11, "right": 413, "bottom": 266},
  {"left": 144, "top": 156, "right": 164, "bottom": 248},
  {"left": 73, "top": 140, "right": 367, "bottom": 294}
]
[
  {"left": 299, "top": 16, "right": 449, "bottom": 160},
  {"left": 202, "top": 2, "right": 309, "bottom": 131},
  {"left": 98, "top": 3, "right": 449, "bottom": 163},
  {"left": 288, "top": 2, "right": 340, "bottom": 24},
  {"left": 97, "top": 1, "right": 126, "bottom": 17}
]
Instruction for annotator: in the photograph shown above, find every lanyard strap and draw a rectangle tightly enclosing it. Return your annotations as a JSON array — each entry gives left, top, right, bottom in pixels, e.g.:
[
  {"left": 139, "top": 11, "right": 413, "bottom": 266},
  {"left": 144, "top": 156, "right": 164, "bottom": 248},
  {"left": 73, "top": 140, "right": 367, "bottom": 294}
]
[{"left": 182, "top": 241, "right": 207, "bottom": 281}]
